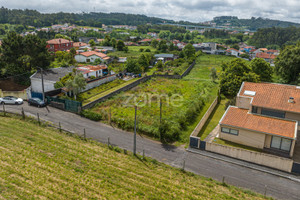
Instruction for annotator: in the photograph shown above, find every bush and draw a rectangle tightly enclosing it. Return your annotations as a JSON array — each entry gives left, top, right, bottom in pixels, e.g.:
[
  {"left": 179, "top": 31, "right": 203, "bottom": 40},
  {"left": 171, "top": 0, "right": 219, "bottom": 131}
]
[
  {"left": 145, "top": 49, "right": 151, "bottom": 52},
  {"left": 90, "top": 76, "right": 96, "bottom": 79},
  {"left": 80, "top": 110, "right": 102, "bottom": 121}
]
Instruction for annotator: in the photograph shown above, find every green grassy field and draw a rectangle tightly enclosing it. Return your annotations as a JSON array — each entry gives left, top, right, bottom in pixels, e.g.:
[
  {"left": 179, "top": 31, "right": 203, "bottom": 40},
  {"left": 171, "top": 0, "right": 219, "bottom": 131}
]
[
  {"left": 183, "top": 54, "right": 236, "bottom": 81},
  {"left": 108, "top": 46, "right": 157, "bottom": 59},
  {"left": 0, "top": 115, "right": 270, "bottom": 199}
]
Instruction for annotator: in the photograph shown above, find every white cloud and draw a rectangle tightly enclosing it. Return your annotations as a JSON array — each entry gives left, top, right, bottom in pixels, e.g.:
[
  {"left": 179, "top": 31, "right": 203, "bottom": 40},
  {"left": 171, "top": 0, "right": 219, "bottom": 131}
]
[{"left": 2, "top": 0, "right": 300, "bottom": 23}]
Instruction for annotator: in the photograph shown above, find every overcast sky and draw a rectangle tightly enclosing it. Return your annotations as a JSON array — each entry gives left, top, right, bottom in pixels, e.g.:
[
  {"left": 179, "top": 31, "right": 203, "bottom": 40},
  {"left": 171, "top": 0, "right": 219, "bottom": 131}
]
[{"left": 1, "top": 0, "right": 300, "bottom": 23}]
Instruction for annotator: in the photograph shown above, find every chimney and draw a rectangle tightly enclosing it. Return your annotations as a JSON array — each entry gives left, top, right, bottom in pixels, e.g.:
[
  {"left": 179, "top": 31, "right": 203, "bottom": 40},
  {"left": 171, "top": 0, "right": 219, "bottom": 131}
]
[{"left": 288, "top": 97, "right": 295, "bottom": 103}]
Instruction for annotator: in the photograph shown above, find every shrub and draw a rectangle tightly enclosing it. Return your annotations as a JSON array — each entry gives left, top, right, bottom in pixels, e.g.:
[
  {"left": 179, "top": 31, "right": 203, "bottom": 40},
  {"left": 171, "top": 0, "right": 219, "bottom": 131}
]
[{"left": 80, "top": 110, "right": 102, "bottom": 121}]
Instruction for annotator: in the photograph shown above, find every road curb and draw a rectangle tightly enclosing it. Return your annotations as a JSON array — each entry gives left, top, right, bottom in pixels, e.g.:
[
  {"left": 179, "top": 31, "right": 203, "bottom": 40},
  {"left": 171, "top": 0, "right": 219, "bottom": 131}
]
[{"left": 187, "top": 148, "right": 300, "bottom": 183}]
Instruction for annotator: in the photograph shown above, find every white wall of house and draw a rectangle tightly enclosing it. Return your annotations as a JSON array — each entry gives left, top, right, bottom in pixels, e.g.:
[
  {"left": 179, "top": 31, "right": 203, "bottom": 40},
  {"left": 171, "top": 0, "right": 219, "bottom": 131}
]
[
  {"left": 75, "top": 55, "right": 103, "bottom": 63},
  {"left": 30, "top": 78, "right": 56, "bottom": 93},
  {"left": 83, "top": 70, "right": 103, "bottom": 78},
  {"left": 231, "top": 50, "right": 239, "bottom": 57}
]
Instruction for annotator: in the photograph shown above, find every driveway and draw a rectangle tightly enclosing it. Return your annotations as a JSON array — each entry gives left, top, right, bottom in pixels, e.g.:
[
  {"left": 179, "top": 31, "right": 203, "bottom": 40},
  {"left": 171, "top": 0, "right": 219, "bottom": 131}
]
[{"left": 3, "top": 104, "right": 300, "bottom": 200}]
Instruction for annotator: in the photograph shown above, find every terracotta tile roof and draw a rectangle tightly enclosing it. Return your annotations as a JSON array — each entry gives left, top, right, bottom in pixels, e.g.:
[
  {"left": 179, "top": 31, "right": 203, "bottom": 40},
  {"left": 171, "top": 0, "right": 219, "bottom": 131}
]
[
  {"left": 239, "top": 82, "right": 300, "bottom": 113},
  {"left": 220, "top": 107, "right": 296, "bottom": 139},
  {"left": 256, "top": 52, "right": 276, "bottom": 59},
  {"left": 47, "top": 38, "right": 72, "bottom": 44},
  {"left": 140, "top": 39, "right": 152, "bottom": 42},
  {"left": 226, "top": 48, "right": 239, "bottom": 52},
  {"left": 73, "top": 42, "right": 88, "bottom": 47},
  {"left": 77, "top": 65, "right": 107, "bottom": 74},
  {"left": 80, "top": 51, "right": 109, "bottom": 59}
]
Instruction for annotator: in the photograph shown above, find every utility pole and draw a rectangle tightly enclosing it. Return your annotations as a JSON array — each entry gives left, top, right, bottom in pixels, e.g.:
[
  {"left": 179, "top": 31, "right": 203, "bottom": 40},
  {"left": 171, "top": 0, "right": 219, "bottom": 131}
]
[
  {"left": 160, "top": 98, "right": 162, "bottom": 124},
  {"left": 133, "top": 105, "right": 137, "bottom": 155},
  {"left": 40, "top": 68, "right": 45, "bottom": 102}
]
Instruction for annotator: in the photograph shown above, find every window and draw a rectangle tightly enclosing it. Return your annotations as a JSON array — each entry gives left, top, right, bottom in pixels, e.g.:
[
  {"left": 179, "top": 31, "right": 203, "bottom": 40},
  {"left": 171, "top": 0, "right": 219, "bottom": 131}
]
[
  {"left": 252, "top": 106, "right": 258, "bottom": 114},
  {"left": 261, "top": 108, "right": 285, "bottom": 118},
  {"left": 230, "top": 129, "right": 239, "bottom": 135},
  {"left": 271, "top": 136, "right": 292, "bottom": 152},
  {"left": 221, "top": 127, "right": 230, "bottom": 133},
  {"left": 221, "top": 127, "right": 239, "bottom": 136}
]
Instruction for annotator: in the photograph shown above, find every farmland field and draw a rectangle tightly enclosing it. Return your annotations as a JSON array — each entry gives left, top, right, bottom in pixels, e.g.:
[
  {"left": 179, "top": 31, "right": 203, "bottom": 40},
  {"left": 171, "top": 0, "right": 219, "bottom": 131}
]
[{"left": 0, "top": 115, "right": 269, "bottom": 199}]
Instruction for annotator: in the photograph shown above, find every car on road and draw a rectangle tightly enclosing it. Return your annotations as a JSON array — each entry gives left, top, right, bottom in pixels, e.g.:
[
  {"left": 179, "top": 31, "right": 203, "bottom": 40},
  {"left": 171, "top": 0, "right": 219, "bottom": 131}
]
[
  {"left": 28, "top": 98, "right": 46, "bottom": 108},
  {"left": 0, "top": 96, "right": 23, "bottom": 105}
]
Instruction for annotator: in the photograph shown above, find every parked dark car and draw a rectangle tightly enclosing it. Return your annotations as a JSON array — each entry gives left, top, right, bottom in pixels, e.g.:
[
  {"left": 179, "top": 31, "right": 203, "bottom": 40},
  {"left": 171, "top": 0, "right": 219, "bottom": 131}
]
[{"left": 28, "top": 98, "right": 46, "bottom": 107}]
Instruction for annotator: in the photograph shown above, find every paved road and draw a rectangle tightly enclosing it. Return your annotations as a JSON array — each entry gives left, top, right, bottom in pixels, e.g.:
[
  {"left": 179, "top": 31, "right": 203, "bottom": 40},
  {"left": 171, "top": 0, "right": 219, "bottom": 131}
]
[{"left": 4, "top": 104, "right": 300, "bottom": 200}]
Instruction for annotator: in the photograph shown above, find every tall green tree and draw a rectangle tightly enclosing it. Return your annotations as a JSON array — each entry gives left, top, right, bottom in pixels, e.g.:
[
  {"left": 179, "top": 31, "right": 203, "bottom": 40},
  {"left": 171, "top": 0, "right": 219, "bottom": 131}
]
[
  {"left": 116, "top": 40, "right": 125, "bottom": 51},
  {"left": 220, "top": 59, "right": 260, "bottom": 97},
  {"left": 275, "top": 43, "right": 300, "bottom": 84},
  {"left": 1, "top": 32, "right": 50, "bottom": 75},
  {"left": 125, "top": 58, "right": 141, "bottom": 73},
  {"left": 250, "top": 58, "right": 273, "bottom": 82},
  {"left": 183, "top": 43, "right": 195, "bottom": 59}
]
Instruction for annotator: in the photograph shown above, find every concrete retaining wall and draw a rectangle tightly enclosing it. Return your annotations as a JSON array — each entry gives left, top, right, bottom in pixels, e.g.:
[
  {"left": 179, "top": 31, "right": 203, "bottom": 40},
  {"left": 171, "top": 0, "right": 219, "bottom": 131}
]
[
  {"left": 191, "top": 97, "right": 219, "bottom": 137},
  {"left": 82, "top": 75, "right": 116, "bottom": 92},
  {"left": 0, "top": 89, "right": 28, "bottom": 99},
  {"left": 206, "top": 142, "right": 294, "bottom": 172}
]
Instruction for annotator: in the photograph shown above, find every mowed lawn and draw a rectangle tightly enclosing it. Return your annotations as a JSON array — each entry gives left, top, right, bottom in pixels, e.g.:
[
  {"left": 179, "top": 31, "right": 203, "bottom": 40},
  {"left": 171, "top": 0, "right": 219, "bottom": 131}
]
[{"left": 0, "top": 116, "right": 270, "bottom": 200}]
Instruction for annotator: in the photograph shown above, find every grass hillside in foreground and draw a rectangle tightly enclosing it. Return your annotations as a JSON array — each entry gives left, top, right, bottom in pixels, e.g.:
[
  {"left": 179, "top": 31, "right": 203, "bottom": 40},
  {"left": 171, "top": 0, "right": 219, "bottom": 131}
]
[{"left": 0, "top": 115, "right": 271, "bottom": 199}]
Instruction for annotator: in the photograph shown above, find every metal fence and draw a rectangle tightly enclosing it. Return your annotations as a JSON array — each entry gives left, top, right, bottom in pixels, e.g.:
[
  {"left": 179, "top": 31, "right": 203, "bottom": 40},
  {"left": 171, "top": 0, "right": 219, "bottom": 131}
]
[{"left": 46, "top": 96, "right": 82, "bottom": 113}]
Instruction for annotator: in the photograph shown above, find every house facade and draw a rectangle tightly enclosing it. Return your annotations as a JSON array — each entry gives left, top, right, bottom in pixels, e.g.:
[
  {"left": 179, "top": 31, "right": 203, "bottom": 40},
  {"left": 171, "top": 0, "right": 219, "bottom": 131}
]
[
  {"left": 77, "top": 65, "right": 113, "bottom": 79},
  {"left": 226, "top": 48, "right": 240, "bottom": 57},
  {"left": 75, "top": 51, "right": 111, "bottom": 63},
  {"left": 46, "top": 38, "right": 73, "bottom": 52},
  {"left": 219, "top": 82, "right": 299, "bottom": 158}
]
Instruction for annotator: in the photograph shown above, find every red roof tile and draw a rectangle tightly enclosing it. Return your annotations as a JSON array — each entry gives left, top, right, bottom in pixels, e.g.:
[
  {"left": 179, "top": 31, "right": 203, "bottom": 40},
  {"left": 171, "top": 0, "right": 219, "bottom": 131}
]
[
  {"left": 80, "top": 51, "right": 109, "bottom": 59},
  {"left": 256, "top": 52, "right": 276, "bottom": 59},
  {"left": 239, "top": 82, "right": 300, "bottom": 114},
  {"left": 221, "top": 107, "right": 296, "bottom": 138},
  {"left": 47, "top": 38, "right": 72, "bottom": 44}
]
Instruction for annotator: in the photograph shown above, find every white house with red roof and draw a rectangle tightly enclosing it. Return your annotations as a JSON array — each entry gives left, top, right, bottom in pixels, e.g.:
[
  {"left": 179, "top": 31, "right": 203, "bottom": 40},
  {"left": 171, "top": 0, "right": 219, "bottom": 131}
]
[
  {"left": 226, "top": 48, "right": 240, "bottom": 57},
  {"left": 77, "top": 65, "right": 113, "bottom": 79},
  {"left": 75, "top": 51, "right": 111, "bottom": 63}
]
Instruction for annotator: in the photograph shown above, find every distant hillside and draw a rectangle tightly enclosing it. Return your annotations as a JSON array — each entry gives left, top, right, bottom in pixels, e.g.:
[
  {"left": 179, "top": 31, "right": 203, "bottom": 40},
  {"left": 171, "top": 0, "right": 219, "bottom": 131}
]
[
  {"left": 0, "top": 7, "right": 174, "bottom": 27},
  {"left": 213, "top": 16, "right": 300, "bottom": 30}
]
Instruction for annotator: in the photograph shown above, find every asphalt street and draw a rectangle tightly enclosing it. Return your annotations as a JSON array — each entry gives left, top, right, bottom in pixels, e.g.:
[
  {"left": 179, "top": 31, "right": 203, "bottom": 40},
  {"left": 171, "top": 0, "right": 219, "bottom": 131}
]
[{"left": 3, "top": 104, "right": 300, "bottom": 200}]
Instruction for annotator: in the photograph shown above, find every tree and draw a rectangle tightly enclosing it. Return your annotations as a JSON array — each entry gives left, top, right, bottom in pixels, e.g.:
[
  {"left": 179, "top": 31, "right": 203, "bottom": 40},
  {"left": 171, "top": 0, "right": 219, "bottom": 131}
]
[
  {"left": 156, "top": 60, "right": 164, "bottom": 71},
  {"left": 275, "top": 43, "right": 300, "bottom": 84},
  {"left": 151, "top": 39, "right": 158, "bottom": 48},
  {"left": 111, "top": 38, "right": 117, "bottom": 48},
  {"left": 116, "top": 40, "right": 125, "bottom": 51},
  {"left": 89, "top": 39, "right": 96, "bottom": 47},
  {"left": 210, "top": 67, "right": 218, "bottom": 82},
  {"left": 125, "top": 58, "right": 141, "bottom": 73},
  {"left": 65, "top": 73, "right": 86, "bottom": 100},
  {"left": 183, "top": 43, "right": 195, "bottom": 59},
  {"left": 231, "top": 44, "right": 240, "bottom": 50},
  {"left": 158, "top": 40, "right": 168, "bottom": 52},
  {"left": 1, "top": 32, "right": 50, "bottom": 76},
  {"left": 220, "top": 58, "right": 260, "bottom": 97},
  {"left": 123, "top": 46, "right": 129, "bottom": 53},
  {"left": 250, "top": 58, "right": 273, "bottom": 82}
]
